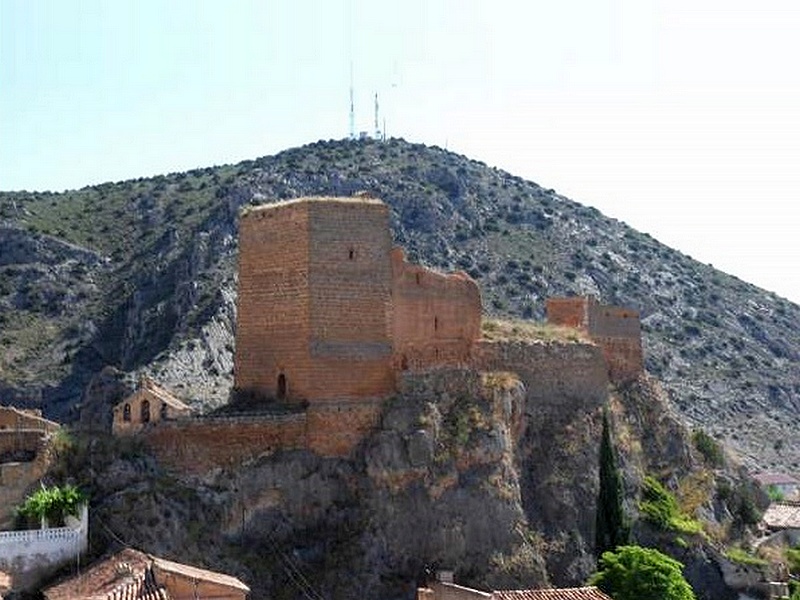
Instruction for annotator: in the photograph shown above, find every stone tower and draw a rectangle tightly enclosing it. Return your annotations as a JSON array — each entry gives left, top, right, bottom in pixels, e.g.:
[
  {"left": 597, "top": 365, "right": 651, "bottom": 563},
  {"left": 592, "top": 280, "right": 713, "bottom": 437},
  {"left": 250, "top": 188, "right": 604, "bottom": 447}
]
[{"left": 234, "top": 197, "right": 395, "bottom": 403}]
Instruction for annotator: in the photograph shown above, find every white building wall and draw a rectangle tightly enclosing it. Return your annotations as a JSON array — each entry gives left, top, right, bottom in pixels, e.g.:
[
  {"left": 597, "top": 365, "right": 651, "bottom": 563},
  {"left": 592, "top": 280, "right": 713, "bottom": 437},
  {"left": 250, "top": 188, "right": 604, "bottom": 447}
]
[{"left": 0, "top": 504, "right": 88, "bottom": 590}]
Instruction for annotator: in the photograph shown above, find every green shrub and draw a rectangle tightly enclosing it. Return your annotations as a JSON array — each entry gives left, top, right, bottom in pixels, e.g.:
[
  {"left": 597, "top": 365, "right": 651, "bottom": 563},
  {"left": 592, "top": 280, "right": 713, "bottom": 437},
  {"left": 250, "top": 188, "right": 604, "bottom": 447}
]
[
  {"left": 639, "top": 476, "right": 702, "bottom": 535},
  {"left": 786, "top": 547, "right": 800, "bottom": 575},
  {"left": 692, "top": 429, "right": 724, "bottom": 467},
  {"left": 16, "top": 484, "right": 87, "bottom": 528}
]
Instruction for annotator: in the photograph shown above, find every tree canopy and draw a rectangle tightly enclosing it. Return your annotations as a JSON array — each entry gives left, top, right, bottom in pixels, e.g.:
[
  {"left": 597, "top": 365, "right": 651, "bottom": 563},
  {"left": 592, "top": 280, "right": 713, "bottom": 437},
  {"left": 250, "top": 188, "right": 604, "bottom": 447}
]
[{"left": 589, "top": 545, "right": 696, "bottom": 600}]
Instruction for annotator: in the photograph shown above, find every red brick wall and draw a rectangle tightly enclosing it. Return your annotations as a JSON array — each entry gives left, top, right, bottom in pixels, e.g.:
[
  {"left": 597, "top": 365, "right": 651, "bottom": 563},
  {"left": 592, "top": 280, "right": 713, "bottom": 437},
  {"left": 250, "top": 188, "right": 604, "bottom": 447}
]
[
  {"left": 234, "top": 202, "right": 311, "bottom": 401},
  {"left": 391, "top": 248, "right": 481, "bottom": 372},
  {"left": 144, "top": 415, "right": 307, "bottom": 475}
]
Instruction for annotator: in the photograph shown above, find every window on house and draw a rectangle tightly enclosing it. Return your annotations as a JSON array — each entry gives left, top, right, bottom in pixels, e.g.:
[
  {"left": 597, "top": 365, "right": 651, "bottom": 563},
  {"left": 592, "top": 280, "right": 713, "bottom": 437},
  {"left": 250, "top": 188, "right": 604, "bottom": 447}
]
[
  {"left": 434, "top": 316, "right": 439, "bottom": 331},
  {"left": 348, "top": 248, "right": 355, "bottom": 260},
  {"left": 415, "top": 273, "right": 421, "bottom": 285},
  {"left": 141, "top": 399, "right": 151, "bottom": 424},
  {"left": 160, "top": 403, "right": 168, "bottom": 420},
  {"left": 123, "top": 403, "right": 131, "bottom": 422}
]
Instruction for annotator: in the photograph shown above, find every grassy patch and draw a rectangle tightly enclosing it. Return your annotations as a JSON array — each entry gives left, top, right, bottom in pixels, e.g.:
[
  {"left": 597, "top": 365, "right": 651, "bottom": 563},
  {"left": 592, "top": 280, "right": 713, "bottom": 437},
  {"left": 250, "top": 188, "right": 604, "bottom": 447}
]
[
  {"left": 724, "top": 546, "right": 768, "bottom": 567},
  {"left": 639, "top": 475, "right": 704, "bottom": 535},
  {"left": 481, "top": 318, "right": 589, "bottom": 343}
]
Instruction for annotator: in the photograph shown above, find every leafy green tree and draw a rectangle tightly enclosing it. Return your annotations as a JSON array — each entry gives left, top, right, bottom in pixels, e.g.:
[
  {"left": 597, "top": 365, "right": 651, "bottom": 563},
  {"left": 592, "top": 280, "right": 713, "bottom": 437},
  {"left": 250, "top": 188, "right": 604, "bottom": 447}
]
[
  {"left": 595, "top": 409, "right": 629, "bottom": 557},
  {"left": 589, "top": 545, "right": 696, "bottom": 600},
  {"left": 16, "top": 484, "right": 86, "bottom": 528}
]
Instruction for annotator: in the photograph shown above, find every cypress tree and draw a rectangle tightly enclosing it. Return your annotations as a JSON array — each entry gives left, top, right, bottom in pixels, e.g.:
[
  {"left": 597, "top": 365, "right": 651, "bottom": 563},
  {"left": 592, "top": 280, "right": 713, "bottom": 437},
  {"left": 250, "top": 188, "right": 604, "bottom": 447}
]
[{"left": 595, "top": 408, "right": 629, "bottom": 558}]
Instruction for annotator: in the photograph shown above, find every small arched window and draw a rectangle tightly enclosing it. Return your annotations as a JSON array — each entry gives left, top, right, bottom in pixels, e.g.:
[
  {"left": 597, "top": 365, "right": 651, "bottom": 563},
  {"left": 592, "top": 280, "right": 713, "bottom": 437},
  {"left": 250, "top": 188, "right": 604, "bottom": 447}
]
[
  {"left": 434, "top": 316, "right": 439, "bottom": 331},
  {"left": 123, "top": 403, "right": 131, "bottom": 422},
  {"left": 160, "top": 402, "right": 168, "bottom": 420},
  {"left": 415, "top": 273, "right": 421, "bottom": 285},
  {"left": 348, "top": 248, "right": 355, "bottom": 260},
  {"left": 141, "top": 399, "right": 151, "bottom": 424}
]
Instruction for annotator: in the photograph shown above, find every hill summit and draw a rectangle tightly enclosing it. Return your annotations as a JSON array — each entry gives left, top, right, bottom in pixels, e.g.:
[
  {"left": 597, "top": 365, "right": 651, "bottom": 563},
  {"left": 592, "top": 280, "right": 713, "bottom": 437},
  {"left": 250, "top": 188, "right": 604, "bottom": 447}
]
[{"left": 1, "top": 137, "right": 799, "bottom": 470}]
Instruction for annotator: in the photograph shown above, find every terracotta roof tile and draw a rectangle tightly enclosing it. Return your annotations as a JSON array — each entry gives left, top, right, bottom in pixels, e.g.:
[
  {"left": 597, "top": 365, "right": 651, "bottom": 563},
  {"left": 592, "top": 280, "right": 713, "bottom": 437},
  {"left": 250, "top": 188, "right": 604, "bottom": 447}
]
[
  {"left": 42, "top": 548, "right": 246, "bottom": 599},
  {"left": 763, "top": 502, "right": 800, "bottom": 529},
  {"left": 492, "top": 588, "right": 612, "bottom": 600},
  {"left": 754, "top": 473, "right": 800, "bottom": 486},
  {"left": 151, "top": 555, "right": 250, "bottom": 592}
]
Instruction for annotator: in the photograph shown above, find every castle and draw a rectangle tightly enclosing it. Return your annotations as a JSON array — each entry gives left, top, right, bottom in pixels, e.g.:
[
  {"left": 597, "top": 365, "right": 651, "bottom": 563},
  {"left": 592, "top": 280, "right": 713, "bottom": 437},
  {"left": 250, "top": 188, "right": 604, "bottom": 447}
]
[
  {"left": 115, "top": 196, "right": 643, "bottom": 472},
  {"left": 234, "top": 196, "right": 481, "bottom": 403}
]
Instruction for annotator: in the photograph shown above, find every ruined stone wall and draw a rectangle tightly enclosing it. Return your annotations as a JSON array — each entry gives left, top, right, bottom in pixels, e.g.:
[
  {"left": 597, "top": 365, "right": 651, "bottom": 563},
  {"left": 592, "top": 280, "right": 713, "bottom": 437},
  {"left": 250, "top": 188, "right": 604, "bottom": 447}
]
[
  {"left": 546, "top": 297, "right": 643, "bottom": 384},
  {"left": 144, "top": 414, "right": 307, "bottom": 476},
  {"left": 586, "top": 303, "right": 642, "bottom": 383},
  {"left": 545, "top": 297, "right": 589, "bottom": 330},
  {"left": 391, "top": 248, "right": 481, "bottom": 372},
  {"left": 0, "top": 433, "right": 52, "bottom": 528},
  {"left": 475, "top": 340, "right": 608, "bottom": 410},
  {"left": 234, "top": 201, "right": 311, "bottom": 401},
  {"left": 306, "top": 200, "right": 394, "bottom": 400}
]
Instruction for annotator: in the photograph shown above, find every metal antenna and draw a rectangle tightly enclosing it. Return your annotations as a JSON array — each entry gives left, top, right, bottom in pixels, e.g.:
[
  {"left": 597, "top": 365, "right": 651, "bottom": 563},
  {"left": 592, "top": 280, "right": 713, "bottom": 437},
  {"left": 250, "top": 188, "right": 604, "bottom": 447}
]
[
  {"left": 374, "top": 93, "right": 380, "bottom": 140},
  {"left": 349, "top": 62, "right": 355, "bottom": 140}
]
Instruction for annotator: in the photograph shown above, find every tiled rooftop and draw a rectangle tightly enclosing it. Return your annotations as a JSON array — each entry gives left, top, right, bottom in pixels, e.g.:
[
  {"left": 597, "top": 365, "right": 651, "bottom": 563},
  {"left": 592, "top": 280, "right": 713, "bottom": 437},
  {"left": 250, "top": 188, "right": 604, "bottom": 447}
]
[
  {"left": 763, "top": 501, "right": 800, "bottom": 529},
  {"left": 43, "top": 547, "right": 247, "bottom": 600},
  {"left": 492, "top": 587, "right": 612, "bottom": 600}
]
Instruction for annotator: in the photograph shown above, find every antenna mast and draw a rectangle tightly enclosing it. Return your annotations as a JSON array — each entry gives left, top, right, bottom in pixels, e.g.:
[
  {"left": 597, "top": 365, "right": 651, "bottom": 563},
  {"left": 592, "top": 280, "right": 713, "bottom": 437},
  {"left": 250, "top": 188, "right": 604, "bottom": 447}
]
[
  {"left": 349, "top": 63, "right": 355, "bottom": 141},
  {"left": 374, "top": 93, "right": 380, "bottom": 140}
]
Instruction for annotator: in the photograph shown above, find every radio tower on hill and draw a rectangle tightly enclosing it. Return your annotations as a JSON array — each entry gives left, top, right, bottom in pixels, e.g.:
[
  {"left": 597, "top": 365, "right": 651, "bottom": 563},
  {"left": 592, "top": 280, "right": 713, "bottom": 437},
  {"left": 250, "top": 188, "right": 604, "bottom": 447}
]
[
  {"left": 349, "top": 62, "right": 355, "bottom": 141},
  {"left": 374, "top": 93, "right": 381, "bottom": 140}
]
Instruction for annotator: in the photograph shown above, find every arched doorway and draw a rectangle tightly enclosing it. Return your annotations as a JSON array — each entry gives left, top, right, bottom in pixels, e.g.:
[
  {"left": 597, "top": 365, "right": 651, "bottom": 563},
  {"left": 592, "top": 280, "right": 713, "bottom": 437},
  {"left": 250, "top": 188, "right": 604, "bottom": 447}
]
[{"left": 277, "top": 373, "right": 287, "bottom": 400}]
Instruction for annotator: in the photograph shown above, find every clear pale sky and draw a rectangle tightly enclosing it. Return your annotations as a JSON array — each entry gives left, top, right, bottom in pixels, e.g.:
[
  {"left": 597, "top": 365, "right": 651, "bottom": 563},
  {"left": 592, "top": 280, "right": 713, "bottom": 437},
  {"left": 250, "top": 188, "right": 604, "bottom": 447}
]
[{"left": 2, "top": 1, "right": 799, "bottom": 303}]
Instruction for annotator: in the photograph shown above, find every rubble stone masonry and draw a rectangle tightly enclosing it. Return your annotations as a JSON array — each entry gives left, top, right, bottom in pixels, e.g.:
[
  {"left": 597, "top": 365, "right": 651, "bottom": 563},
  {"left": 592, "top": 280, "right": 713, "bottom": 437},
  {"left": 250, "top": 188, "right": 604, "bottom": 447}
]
[{"left": 546, "top": 297, "right": 643, "bottom": 383}]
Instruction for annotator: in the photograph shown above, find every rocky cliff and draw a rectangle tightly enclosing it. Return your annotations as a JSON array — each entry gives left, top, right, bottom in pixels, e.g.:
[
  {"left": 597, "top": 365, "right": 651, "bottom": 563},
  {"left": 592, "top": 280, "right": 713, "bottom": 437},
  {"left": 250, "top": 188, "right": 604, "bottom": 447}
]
[{"left": 43, "top": 342, "right": 758, "bottom": 599}]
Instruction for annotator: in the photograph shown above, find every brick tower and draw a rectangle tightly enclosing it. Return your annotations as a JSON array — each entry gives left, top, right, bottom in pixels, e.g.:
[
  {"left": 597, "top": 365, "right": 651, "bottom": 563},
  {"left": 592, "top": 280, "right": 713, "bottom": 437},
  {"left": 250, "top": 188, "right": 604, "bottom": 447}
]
[{"left": 234, "top": 197, "right": 395, "bottom": 403}]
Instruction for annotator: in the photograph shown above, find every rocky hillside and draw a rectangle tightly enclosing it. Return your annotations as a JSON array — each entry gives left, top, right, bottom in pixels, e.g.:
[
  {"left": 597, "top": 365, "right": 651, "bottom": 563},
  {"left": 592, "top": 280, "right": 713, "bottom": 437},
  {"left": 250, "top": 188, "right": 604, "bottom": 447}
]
[
  {"left": 48, "top": 365, "right": 756, "bottom": 600},
  {"left": 1, "top": 138, "right": 799, "bottom": 470}
]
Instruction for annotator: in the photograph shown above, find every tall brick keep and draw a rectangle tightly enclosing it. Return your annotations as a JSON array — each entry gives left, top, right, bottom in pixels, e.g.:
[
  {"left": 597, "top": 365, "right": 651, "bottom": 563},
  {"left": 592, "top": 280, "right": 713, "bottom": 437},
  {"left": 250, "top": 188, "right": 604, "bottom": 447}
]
[
  {"left": 546, "top": 296, "right": 643, "bottom": 383},
  {"left": 235, "top": 197, "right": 395, "bottom": 403}
]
